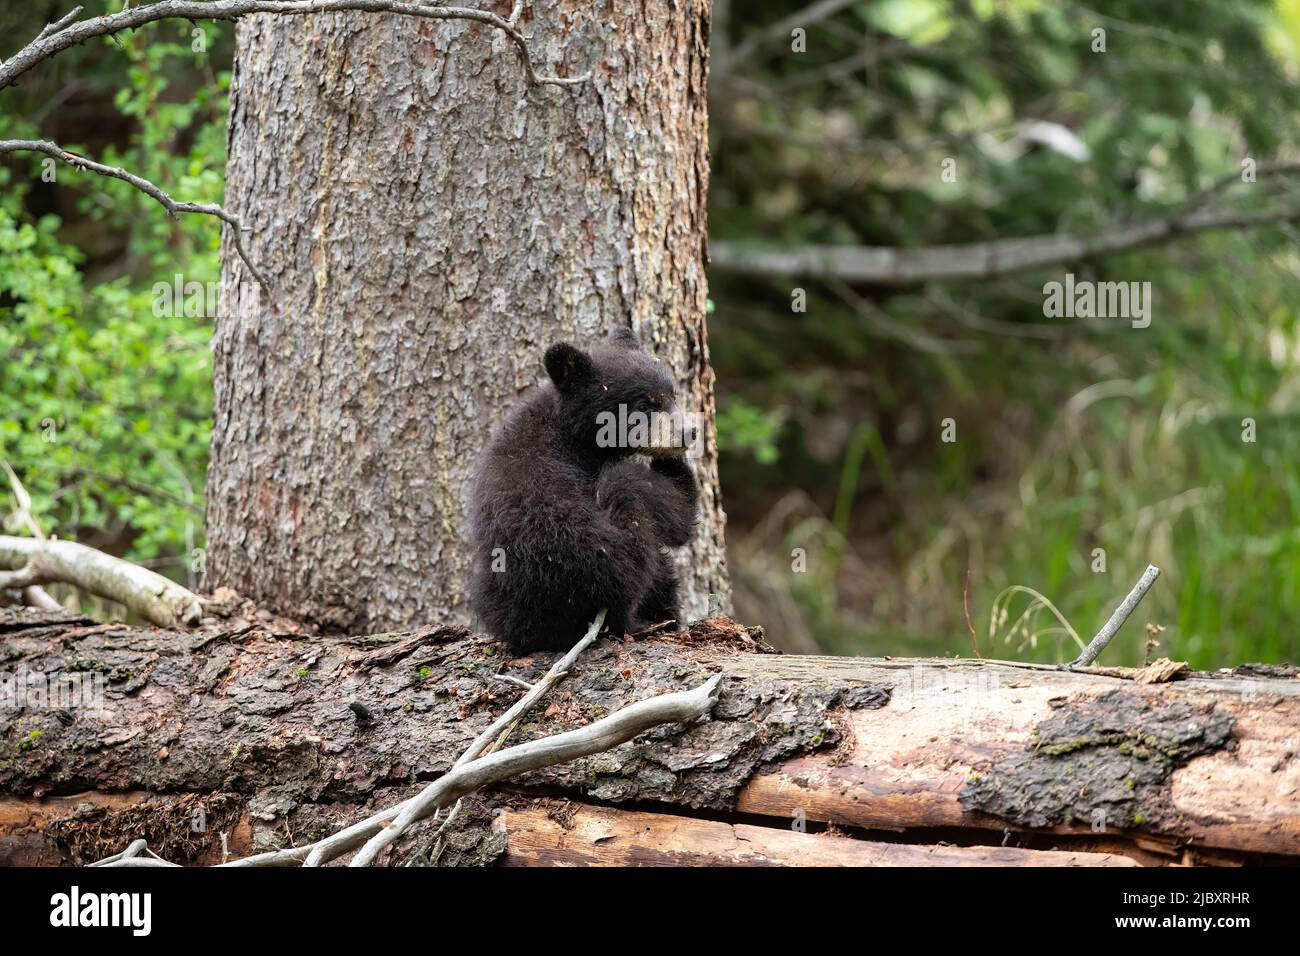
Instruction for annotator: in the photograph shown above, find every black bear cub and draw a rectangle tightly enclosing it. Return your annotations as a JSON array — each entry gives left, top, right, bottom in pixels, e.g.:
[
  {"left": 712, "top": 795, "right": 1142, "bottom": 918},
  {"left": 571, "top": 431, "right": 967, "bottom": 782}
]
[{"left": 469, "top": 329, "right": 699, "bottom": 654}]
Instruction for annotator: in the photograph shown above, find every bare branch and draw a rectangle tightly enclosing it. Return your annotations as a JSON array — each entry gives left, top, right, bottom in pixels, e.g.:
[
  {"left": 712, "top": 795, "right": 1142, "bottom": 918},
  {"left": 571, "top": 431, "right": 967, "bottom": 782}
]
[
  {"left": 0, "top": 139, "right": 267, "bottom": 290},
  {"left": 0, "top": 535, "right": 203, "bottom": 627},
  {"left": 2, "top": 460, "right": 62, "bottom": 611},
  {"left": 19, "top": 586, "right": 62, "bottom": 610},
  {"left": 95, "top": 856, "right": 179, "bottom": 867},
  {"left": 327, "top": 609, "right": 611, "bottom": 867},
  {"left": 0, "top": 4, "right": 591, "bottom": 290},
  {"left": 722, "top": 0, "right": 859, "bottom": 71},
  {"left": 102, "top": 669, "right": 722, "bottom": 868},
  {"left": 420, "top": 608, "right": 606, "bottom": 864},
  {"left": 1181, "top": 161, "right": 1300, "bottom": 214},
  {"left": 710, "top": 200, "right": 1300, "bottom": 285},
  {"left": 460, "top": 608, "right": 606, "bottom": 767},
  {"left": 87, "top": 838, "right": 150, "bottom": 867},
  {"left": 1069, "top": 3, "right": 1204, "bottom": 55},
  {"left": 1068, "top": 565, "right": 1161, "bottom": 668},
  {"left": 489, "top": 674, "right": 534, "bottom": 690},
  {"left": 0, "top": 563, "right": 43, "bottom": 590},
  {"left": 827, "top": 274, "right": 979, "bottom": 355},
  {"left": 35, "top": 6, "right": 86, "bottom": 42},
  {"left": 346, "top": 671, "right": 722, "bottom": 866},
  {"left": 96, "top": 609, "right": 620, "bottom": 867},
  {"left": 50, "top": 466, "right": 204, "bottom": 514},
  {"left": 0, "top": 1, "right": 590, "bottom": 91}
]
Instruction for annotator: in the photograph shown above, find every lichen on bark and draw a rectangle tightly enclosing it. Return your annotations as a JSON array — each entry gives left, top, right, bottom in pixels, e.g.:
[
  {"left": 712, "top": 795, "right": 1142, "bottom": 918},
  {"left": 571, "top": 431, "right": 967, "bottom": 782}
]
[{"left": 959, "top": 689, "right": 1236, "bottom": 831}]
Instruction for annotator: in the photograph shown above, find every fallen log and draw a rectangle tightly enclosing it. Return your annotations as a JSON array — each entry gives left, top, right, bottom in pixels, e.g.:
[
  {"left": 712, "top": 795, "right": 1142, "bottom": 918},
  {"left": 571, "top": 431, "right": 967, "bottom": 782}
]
[
  {"left": 0, "top": 607, "right": 1295, "bottom": 866},
  {"left": 731, "top": 654, "right": 1300, "bottom": 863}
]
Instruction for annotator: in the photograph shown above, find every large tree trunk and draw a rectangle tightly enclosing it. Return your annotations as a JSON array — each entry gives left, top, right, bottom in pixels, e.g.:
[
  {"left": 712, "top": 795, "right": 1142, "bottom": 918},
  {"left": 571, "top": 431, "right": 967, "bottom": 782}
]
[
  {"left": 2, "top": 608, "right": 1297, "bottom": 867},
  {"left": 207, "top": 3, "right": 728, "bottom": 632}
]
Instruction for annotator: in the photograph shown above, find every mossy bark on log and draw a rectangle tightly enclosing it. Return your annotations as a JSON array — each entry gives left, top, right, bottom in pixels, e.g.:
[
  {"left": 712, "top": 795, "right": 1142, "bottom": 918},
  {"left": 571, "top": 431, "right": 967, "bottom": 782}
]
[{"left": 1, "top": 608, "right": 1296, "bottom": 866}]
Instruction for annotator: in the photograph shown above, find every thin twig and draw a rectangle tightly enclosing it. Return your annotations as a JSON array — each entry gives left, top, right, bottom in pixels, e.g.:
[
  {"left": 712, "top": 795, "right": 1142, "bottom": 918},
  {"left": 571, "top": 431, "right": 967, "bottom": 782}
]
[
  {"left": 963, "top": 568, "right": 981, "bottom": 659},
  {"left": 724, "top": 0, "right": 858, "bottom": 69},
  {"left": 424, "top": 799, "right": 464, "bottom": 865},
  {"left": 0, "top": 139, "right": 267, "bottom": 291},
  {"left": 345, "top": 671, "right": 722, "bottom": 866},
  {"left": 0, "top": 3, "right": 591, "bottom": 292},
  {"left": 1, "top": 461, "right": 61, "bottom": 611},
  {"left": 52, "top": 466, "right": 202, "bottom": 514},
  {"left": 199, "top": 668, "right": 722, "bottom": 867},
  {"left": 0, "top": 1, "right": 591, "bottom": 91},
  {"left": 1181, "top": 162, "right": 1300, "bottom": 215},
  {"left": 35, "top": 6, "right": 85, "bottom": 41},
  {"left": 1067, "top": 565, "right": 1161, "bottom": 668},
  {"left": 458, "top": 608, "right": 607, "bottom": 767},
  {"left": 94, "top": 609, "right": 726, "bottom": 869},
  {"left": 488, "top": 674, "right": 535, "bottom": 690},
  {"left": 421, "top": 608, "right": 607, "bottom": 862}
]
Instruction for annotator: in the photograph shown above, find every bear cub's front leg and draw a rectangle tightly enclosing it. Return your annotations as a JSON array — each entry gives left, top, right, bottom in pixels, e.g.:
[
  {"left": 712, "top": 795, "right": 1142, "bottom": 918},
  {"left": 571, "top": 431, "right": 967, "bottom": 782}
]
[
  {"left": 596, "top": 457, "right": 698, "bottom": 548},
  {"left": 636, "top": 551, "right": 682, "bottom": 626}
]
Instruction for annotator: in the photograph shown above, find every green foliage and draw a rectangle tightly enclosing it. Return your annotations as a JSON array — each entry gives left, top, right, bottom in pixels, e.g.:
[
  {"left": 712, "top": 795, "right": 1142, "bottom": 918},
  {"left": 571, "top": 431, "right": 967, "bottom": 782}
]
[
  {"left": 0, "top": 16, "right": 228, "bottom": 578},
  {"left": 712, "top": 0, "right": 1300, "bottom": 665},
  {"left": 716, "top": 397, "right": 784, "bottom": 464}
]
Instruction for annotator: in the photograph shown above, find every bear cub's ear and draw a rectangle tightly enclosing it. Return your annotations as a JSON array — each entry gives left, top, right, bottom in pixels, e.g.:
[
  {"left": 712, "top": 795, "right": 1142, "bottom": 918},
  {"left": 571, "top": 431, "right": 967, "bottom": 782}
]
[
  {"left": 608, "top": 327, "right": 641, "bottom": 349},
  {"left": 544, "top": 343, "right": 596, "bottom": 391}
]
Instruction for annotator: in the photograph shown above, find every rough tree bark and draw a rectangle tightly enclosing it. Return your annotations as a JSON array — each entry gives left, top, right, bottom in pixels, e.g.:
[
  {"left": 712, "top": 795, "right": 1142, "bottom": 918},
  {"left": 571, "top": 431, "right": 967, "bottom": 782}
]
[
  {"left": 207, "top": 2, "right": 728, "bottom": 632},
  {"left": 2, "top": 608, "right": 1296, "bottom": 867}
]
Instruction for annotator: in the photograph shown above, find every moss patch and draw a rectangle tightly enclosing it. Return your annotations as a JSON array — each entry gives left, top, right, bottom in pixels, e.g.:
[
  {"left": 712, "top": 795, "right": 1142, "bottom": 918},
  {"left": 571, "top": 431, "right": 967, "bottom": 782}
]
[{"left": 959, "top": 689, "right": 1234, "bottom": 831}]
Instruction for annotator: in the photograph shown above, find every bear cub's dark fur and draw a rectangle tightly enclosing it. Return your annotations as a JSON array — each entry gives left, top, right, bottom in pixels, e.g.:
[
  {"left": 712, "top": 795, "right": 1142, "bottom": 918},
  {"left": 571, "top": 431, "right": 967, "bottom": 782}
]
[{"left": 469, "top": 329, "right": 699, "bottom": 654}]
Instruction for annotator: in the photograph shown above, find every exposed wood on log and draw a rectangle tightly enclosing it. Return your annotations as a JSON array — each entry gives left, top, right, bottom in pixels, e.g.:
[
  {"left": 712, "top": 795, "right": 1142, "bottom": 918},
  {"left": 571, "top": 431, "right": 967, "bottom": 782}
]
[
  {"left": 731, "top": 654, "right": 1300, "bottom": 859},
  {"left": 1, "top": 609, "right": 1295, "bottom": 865},
  {"left": 500, "top": 803, "right": 1140, "bottom": 867}
]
